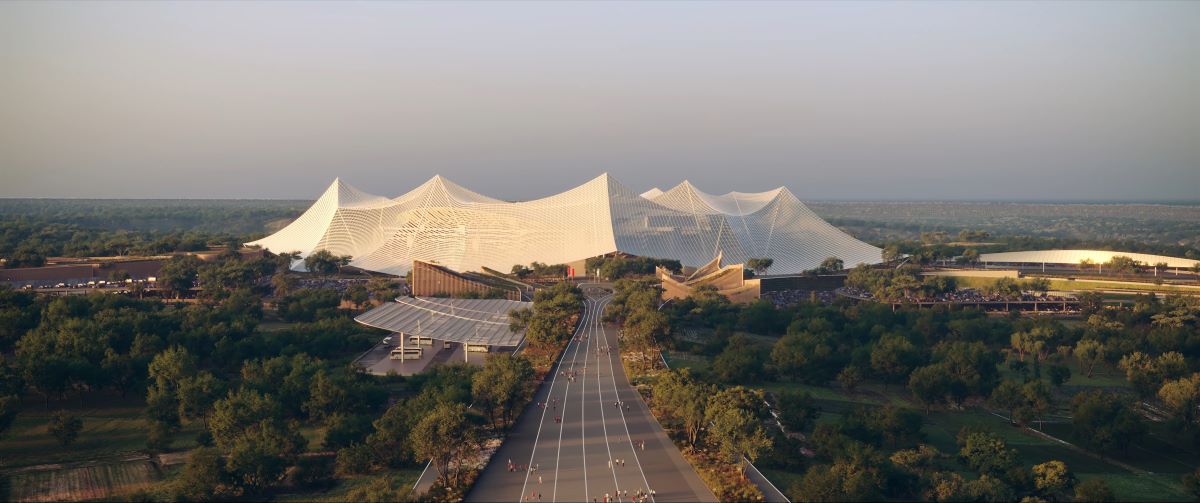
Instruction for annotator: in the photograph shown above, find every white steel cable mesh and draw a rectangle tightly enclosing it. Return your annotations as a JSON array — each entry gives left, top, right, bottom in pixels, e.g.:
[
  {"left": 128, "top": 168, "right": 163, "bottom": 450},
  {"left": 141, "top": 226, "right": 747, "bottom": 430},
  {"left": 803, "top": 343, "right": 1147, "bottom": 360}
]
[{"left": 248, "top": 174, "right": 881, "bottom": 276}]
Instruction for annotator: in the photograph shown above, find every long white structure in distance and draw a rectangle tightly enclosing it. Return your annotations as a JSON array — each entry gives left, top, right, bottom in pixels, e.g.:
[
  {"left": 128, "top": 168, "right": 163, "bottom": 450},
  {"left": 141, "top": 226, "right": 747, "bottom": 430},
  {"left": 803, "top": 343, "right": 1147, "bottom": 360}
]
[
  {"left": 248, "top": 174, "right": 881, "bottom": 276},
  {"left": 981, "top": 250, "right": 1200, "bottom": 269}
]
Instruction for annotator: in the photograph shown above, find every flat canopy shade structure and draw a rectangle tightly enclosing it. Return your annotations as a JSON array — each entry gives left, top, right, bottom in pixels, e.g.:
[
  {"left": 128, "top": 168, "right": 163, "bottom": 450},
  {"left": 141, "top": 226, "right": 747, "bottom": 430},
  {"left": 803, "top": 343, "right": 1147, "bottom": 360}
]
[{"left": 354, "top": 297, "right": 532, "bottom": 347}]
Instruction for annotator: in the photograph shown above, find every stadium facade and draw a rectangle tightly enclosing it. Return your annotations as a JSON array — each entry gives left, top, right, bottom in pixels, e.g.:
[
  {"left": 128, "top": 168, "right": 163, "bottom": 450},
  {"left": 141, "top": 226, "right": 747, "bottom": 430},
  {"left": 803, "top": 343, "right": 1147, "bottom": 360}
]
[{"left": 248, "top": 174, "right": 881, "bottom": 276}]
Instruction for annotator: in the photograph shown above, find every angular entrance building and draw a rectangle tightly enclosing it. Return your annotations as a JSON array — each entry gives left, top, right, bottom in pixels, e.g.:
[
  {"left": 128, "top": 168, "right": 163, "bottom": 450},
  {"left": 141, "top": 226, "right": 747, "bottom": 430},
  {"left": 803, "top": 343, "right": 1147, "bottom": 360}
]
[{"left": 248, "top": 174, "right": 880, "bottom": 276}]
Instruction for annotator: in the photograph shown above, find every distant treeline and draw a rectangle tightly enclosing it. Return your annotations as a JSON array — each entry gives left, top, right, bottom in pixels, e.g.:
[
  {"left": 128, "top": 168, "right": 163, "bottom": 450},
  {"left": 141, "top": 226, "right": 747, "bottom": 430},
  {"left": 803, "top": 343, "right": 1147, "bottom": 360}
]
[
  {"left": 0, "top": 199, "right": 308, "bottom": 267},
  {"left": 0, "top": 199, "right": 307, "bottom": 233},
  {"left": 811, "top": 200, "right": 1200, "bottom": 253}
]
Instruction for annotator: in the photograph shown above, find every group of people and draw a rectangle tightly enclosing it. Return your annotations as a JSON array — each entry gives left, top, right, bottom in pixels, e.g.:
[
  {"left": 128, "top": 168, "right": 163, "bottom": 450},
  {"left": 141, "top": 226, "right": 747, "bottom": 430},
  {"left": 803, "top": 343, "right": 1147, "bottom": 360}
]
[
  {"left": 560, "top": 368, "right": 582, "bottom": 383},
  {"left": 606, "top": 458, "right": 627, "bottom": 468},
  {"left": 761, "top": 288, "right": 837, "bottom": 307},
  {"left": 596, "top": 488, "right": 655, "bottom": 503},
  {"left": 506, "top": 458, "right": 532, "bottom": 473}
]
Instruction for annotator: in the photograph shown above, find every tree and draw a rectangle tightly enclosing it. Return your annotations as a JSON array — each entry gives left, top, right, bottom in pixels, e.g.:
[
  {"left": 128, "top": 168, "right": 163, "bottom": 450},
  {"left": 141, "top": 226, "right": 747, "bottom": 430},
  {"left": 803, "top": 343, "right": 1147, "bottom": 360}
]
[
  {"left": 793, "top": 460, "right": 882, "bottom": 502},
  {"left": 837, "top": 365, "right": 863, "bottom": 392},
  {"left": 1074, "top": 478, "right": 1115, "bottom": 502},
  {"left": 48, "top": 410, "right": 83, "bottom": 446},
  {"left": 209, "top": 388, "right": 284, "bottom": 450},
  {"left": 1047, "top": 363, "right": 1071, "bottom": 388},
  {"left": 1073, "top": 339, "right": 1105, "bottom": 378},
  {"left": 472, "top": 353, "right": 533, "bottom": 428},
  {"left": 1077, "top": 291, "right": 1105, "bottom": 316},
  {"left": 746, "top": 257, "right": 774, "bottom": 275},
  {"left": 173, "top": 447, "right": 229, "bottom": 501},
  {"left": 344, "top": 284, "right": 370, "bottom": 310},
  {"left": 987, "top": 277, "right": 1024, "bottom": 300},
  {"left": 1157, "top": 373, "right": 1200, "bottom": 431},
  {"left": 882, "top": 245, "right": 902, "bottom": 263},
  {"left": 367, "top": 403, "right": 413, "bottom": 468},
  {"left": 366, "top": 277, "right": 401, "bottom": 302},
  {"left": 178, "top": 372, "right": 224, "bottom": 427},
  {"left": 909, "top": 364, "right": 951, "bottom": 413},
  {"left": 957, "top": 430, "right": 1017, "bottom": 475},
  {"left": 225, "top": 420, "right": 307, "bottom": 491},
  {"left": 1070, "top": 390, "right": 1145, "bottom": 456},
  {"left": 707, "top": 401, "right": 772, "bottom": 477},
  {"left": 711, "top": 335, "right": 766, "bottom": 383},
  {"left": 303, "top": 250, "right": 351, "bottom": 276},
  {"left": 148, "top": 346, "right": 196, "bottom": 389},
  {"left": 819, "top": 257, "right": 844, "bottom": 274},
  {"left": 777, "top": 390, "right": 820, "bottom": 433},
  {"left": 623, "top": 305, "right": 671, "bottom": 372},
  {"left": 1105, "top": 255, "right": 1139, "bottom": 274},
  {"left": 335, "top": 442, "right": 375, "bottom": 475},
  {"left": 159, "top": 255, "right": 201, "bottom": 298},
  {"left": 145, "top": 346, "right": 197, "bottom": 433},
  {"left": 322, "top": 413, "right": 374, "bottom": 451},
  {"left": 772, "top": 330, "right": 841, "bottom": 384},
  {"left": 956, "top": 248, "right": 980, "bottom": 265},
  {"left": 1011, "top": 327, "right": 1053, "bottom": 363},
  {"left": 1015, "top": 379, "right": 1054, "bottom": 431},
  {"left": 870, "top": 335, "right": 919, "bottom": 387},
  {"left": 1032, "top": 460, "right": 1075, "bottom": 499},
  {"left": 990, "top": 379, "right": 1025, "bottom": 425},
  {"left": 932, "top": 341, "right": 1000, "bottom": 402},
  {"left": 1120, "top": 351, "right": 1187, "bottom": 399},
  {"left": 272, "top": 250, "right": 301, "bottom": 273},
  {"left": 654, "top": 370, "right": 709, "bottom": 447},
  {"left": 410, "top": 403, "right": 480, "bottom": 488}
]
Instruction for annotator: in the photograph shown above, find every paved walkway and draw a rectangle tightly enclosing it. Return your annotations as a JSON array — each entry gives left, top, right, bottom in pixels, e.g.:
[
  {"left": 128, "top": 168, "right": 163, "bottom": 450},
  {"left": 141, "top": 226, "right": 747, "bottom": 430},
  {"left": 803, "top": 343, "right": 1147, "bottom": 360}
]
[{"left": 467, "top": 290, "right": 715, "bottom": 502}]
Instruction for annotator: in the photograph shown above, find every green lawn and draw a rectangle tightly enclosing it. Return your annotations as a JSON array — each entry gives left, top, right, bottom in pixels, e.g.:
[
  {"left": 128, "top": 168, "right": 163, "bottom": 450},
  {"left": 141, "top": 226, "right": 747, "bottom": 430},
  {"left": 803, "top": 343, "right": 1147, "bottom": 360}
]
[
  {"left": 663, "top": 350, "right": 710, "bottom": 372},
  {"left": 0, "top": 399, "right": 202, "bottom": 469},
  {"left": 759, "top": 468, "right": 802, "bottom": 498},
  {"left": 274, "top": 469, "right": 423, "bottom": 502}
]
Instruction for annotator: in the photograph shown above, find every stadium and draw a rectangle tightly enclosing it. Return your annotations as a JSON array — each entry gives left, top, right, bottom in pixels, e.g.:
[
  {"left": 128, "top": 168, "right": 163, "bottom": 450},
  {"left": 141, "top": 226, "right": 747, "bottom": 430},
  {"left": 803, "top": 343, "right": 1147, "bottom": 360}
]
[{"left": 247, "top": 174, "right": 882, "bottom": 277}]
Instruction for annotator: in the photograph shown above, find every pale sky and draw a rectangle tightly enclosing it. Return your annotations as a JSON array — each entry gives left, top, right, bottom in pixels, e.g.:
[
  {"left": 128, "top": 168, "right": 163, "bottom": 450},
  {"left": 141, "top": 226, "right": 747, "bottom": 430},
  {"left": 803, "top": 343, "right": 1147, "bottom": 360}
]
[{"left": 1, "top": 1, "right": 1197, "bottom": 201}]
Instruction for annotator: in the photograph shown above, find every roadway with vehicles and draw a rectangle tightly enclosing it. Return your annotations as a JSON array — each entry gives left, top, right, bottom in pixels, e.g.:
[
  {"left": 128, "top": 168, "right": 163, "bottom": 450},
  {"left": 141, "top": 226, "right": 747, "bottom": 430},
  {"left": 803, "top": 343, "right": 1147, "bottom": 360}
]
[{"left": 468, "top": 287, "right": 715, "bottom": 503}]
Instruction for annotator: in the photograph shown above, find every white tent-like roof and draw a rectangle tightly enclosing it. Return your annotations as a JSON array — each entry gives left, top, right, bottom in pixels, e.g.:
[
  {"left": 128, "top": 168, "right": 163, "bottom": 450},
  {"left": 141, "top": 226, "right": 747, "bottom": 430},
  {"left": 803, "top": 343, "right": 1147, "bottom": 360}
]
[{"left": 249, "top": 174, "right": 882, "bottom": 276}]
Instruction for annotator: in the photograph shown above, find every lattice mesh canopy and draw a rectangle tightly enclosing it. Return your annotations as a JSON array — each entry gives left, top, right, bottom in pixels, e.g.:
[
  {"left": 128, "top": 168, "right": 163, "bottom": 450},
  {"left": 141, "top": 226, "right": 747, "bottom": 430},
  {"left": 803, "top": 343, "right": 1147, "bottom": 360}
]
[{"left": 248, "top": 174, "right": 881, "bottom": 276}]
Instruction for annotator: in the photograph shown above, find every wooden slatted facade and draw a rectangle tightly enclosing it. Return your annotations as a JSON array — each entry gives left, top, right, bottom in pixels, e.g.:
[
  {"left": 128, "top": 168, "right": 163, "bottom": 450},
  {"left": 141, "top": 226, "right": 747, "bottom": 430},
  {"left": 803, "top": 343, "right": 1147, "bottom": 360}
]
[{"left": 410, "top": 260, "right": 522, "bottom": 301}]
